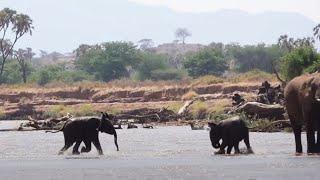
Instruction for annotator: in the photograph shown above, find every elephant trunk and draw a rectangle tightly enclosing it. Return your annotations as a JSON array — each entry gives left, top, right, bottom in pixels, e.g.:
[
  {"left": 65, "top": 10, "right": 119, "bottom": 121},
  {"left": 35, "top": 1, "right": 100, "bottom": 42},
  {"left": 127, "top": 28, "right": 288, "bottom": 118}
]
[{"left": 113, "top": 130, "right": 119, "bottom": 151}]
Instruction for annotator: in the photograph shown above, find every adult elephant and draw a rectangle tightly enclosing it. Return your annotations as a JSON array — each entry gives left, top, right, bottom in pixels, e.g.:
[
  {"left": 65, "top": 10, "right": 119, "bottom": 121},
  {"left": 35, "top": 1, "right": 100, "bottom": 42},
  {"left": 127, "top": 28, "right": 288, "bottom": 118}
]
[
  {"left": 284, "top": 73, "right": 320, "bottom": 154},
  {"left": 47, "top": 112, "right": 119, "bottom": 155}
]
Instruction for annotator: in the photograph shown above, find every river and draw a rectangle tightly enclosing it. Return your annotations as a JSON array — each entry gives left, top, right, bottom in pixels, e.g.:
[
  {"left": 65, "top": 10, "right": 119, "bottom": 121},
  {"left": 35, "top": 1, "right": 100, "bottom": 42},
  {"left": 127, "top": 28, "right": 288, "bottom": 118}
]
[{"left": 0, "top": 120, "right": 319, "bottom": 180}]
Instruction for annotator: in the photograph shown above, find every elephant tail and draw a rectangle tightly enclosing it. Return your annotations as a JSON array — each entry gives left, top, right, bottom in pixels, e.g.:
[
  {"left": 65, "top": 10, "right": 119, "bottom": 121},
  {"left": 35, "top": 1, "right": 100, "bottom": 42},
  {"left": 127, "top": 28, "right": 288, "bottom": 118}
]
[
  {"left": 45, "top": 120, "right": 70, "bottom": 133},
  {"left": 114, "top": 130, "right": 119, "bottom": 151}
]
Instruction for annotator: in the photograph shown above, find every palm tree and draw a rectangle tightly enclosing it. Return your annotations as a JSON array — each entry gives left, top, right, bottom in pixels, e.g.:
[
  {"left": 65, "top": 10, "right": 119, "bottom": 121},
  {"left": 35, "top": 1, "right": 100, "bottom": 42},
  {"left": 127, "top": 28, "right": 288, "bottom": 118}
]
[
  {"left": 0, "top": 8, "right": 33, "bottom": 77},
  {"left": 313, "top": 24, "right": 320, "bottom": 42}
]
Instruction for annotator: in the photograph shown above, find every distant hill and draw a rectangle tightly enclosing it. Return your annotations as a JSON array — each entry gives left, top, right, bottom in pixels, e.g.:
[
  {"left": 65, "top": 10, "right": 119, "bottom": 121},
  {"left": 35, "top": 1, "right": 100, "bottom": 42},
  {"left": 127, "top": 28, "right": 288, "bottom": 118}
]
[{"left": 3, "top": 0, "right": 316, "bottom": 52}]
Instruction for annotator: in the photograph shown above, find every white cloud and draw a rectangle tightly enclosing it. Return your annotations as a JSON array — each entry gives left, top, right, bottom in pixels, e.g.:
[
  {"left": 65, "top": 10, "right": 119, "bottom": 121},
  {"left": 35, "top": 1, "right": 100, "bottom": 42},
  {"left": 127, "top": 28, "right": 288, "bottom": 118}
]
[{"left": 128, "top": 0, "right": 320, "bottom": 22}]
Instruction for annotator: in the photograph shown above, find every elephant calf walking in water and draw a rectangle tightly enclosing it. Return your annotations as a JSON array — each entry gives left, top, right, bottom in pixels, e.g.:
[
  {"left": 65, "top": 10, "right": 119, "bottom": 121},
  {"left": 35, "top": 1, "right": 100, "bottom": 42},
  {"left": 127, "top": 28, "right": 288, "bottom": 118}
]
[
  {"left": 47, "top": 112, "right": 119, "bottom": 155},
  {"left": 208, "top": 116, "right": 253, "bottom": 154}
]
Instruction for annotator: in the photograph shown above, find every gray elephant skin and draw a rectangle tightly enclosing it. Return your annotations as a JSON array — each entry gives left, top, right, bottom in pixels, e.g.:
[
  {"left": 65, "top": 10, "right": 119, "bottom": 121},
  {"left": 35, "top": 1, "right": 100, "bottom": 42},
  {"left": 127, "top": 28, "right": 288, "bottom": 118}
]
[
  {"left": 284, "top": 73, "right": 320, "bottom": 153},
  {"left": 47, "top": 112, "right": 119, "bottom": 155},
  {"left": 208, "top": 116, "right": 253, "bottom": 154}
]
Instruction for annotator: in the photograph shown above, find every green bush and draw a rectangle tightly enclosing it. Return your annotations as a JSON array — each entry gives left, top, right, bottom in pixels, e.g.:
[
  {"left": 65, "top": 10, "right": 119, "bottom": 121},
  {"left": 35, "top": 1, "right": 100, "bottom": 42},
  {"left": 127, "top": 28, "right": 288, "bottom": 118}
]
[
  {"left": 75, "top": 41, "right": 140, "bottom": 82},
  {"left": 37, "top": 70, "right": 50, "bottom": 86},
  {"left": 280, "top": 47, "right": 320, "bottom": 80},
  {"left": 183, "top": 48, "right": 228, "bottom": 77},
  {"left": 150, "top": 69, "right": 185, "bottom": 81},
  {"left": 136, "top": 53, "right": 168, "bottom": 80},
  {"left": 30, "top": 63, "right": 93, "bottom": 85}
]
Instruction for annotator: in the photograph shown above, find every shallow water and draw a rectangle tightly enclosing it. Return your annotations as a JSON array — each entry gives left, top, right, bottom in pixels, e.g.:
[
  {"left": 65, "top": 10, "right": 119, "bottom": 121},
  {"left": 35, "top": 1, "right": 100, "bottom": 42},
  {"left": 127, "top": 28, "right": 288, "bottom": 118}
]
[{"left": 0, "top": 121, "right": 319, "bottom": 180}]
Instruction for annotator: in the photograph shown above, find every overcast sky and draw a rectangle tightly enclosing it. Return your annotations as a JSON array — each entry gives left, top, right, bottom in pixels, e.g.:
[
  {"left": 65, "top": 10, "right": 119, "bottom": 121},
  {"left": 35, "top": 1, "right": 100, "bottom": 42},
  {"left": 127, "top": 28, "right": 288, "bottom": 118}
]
[
  {"left": 129, "top": 0, "right": 320, "bottom": 22},
  {"left": 1, "top": 0, "right": 319, "bottom": 53}
]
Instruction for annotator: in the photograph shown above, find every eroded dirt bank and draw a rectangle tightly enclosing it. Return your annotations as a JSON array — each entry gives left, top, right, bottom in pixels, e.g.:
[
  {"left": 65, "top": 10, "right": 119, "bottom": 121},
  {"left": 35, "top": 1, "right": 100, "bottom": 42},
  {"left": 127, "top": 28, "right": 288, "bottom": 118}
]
[{"left": 0, "top": 82, "right": 262, "bottom": 120}]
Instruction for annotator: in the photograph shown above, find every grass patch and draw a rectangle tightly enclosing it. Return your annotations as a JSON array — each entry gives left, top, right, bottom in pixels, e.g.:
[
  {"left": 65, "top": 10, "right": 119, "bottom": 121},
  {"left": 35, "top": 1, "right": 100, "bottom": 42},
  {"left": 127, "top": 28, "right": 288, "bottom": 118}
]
[
  {"left": 189, "top": 101, "right": 208, "bottom": 119},
  {"left": 181, "top": 90, "right": 198, "bottom": 101},
  {"left": 208, "top": 99, "right": 231, "bottom": 115},
  {"left": 227, "top": 69, "right": 276, "bottom": 83},
  {"left": 167, "top": 101, "right": 184, "bottom": 113},
  {"left": 192, "top": 75, "right": 224, "bottom": 86},
  {"left": 44, "top": 104, "right": 97, "bottom": 118},
  {"left": 0, "top": 106, "right": 5, "bottom": 119}
]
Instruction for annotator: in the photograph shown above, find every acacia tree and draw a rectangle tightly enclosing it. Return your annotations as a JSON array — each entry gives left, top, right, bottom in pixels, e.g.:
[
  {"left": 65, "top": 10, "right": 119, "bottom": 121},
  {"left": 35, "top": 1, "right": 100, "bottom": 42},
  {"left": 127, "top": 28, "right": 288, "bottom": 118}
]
[
  {"left": 13, "top": 47, "right": 34, "bottom": 83},
  {"left": 138, "top": 39, "right": 154, "bottom": 51},
  {"left": 0, "top": 8, "right": 33, "bottom": 79},
  {"left": 175, "top": 28, "right": 191, "bottom": 44}
]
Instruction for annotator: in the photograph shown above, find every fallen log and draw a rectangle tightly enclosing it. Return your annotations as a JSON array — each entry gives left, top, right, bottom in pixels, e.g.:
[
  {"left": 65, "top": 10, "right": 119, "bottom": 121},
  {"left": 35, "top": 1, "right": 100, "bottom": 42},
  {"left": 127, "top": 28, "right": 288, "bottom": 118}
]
[
  {"left": 259, "top": 120, "right": 291, "bottom": 132},
  {"left": 235, "top": 102, "right": 285, "bottom": 120},
  {"left": 178, "top": 100, "right": 195, "bottom": 115}
]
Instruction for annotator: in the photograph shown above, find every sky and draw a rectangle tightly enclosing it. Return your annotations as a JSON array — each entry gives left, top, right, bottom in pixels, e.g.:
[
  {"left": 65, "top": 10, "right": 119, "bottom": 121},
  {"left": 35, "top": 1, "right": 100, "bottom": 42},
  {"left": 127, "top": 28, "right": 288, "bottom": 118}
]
[
  {"left": 129, "top": 0, "right": 320, "bottom": 22},
  {"left": 0, "top": 0, "right": 319, "bottom": 53}
]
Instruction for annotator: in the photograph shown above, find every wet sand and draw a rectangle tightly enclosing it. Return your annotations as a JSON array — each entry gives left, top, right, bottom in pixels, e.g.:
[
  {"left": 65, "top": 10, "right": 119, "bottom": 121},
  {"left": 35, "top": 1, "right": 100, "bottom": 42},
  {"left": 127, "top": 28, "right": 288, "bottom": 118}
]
[{"left": 0, "top": 121, "right": 319, "bottom": 180}]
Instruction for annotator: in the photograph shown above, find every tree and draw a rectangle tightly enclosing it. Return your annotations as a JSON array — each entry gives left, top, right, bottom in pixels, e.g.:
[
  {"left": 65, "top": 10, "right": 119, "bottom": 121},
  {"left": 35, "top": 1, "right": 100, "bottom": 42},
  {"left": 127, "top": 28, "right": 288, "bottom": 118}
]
[
  {"left": 175, "top": 28, "right": 191, "bottom": 44},
  {"left": 138, "top": 39, "right": 154, "bottom": 51},
  {"left": 136, "top": 53, "right": 168, "bottom": 80},
  {"left": 0, "top": 8, "right": 33, "bottom": 78},
  {"left": 230, "top": 44, "right": 283, "bottom": 73},
  {"left": 75, "top": 42, "right": 140, "bottom": 82},
  {"left": 277, "top": 35, "right": 294, "bottom": 52},
  {"left": 280, "top": 47, "right": 320, "bottom": 80},
  {"left": 313, "top": 24, "right": 320, "bottom": 42},
  {"left": 13, "top": 48, "right": 34, "bottom": 83},
  {"left": 183, "top": 48, "right": 227, "bottom": 77},
  {"left": 277, "top": 34, "right": 315, "bottom": 52}
]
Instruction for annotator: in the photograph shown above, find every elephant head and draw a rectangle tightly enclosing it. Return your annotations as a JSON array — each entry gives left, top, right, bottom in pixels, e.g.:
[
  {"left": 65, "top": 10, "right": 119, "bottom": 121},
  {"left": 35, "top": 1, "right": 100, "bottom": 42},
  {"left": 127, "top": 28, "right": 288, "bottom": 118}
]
[
  {"left": 303, "top": 75, "right": 320, "bottom": 103},
  {"left": 208, "top": 122, "right": 222, "bottom": 148},
  {"left": 99, "top": 112, "right": 119, "bottom": 151}
]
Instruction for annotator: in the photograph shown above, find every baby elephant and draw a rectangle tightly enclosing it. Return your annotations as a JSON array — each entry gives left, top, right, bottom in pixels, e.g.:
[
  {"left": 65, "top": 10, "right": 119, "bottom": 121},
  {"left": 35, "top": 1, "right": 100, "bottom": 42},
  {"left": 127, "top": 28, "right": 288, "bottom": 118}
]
[
  {"left": 47, "top": 112, "right": 119, "bottom": 155},
  {"left": 208, "top": 116, "right": 253, "bottom": 154}
]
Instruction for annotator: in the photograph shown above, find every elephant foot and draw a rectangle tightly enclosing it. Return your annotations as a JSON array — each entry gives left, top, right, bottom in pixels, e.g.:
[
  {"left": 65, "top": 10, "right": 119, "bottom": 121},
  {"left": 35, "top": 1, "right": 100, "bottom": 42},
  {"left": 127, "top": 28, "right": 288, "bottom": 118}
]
[
  {"left": 58, "top": 151, "right": 64, "bottom": 155},
  {"left": 295, "top": 152, "right": 303, "bottom": 156},
  {"left": 72, "top": 151, "right": 80, "bottom": 155},
  {"left": 214, "top": 149, "right": 225, "bottom": 155},
  {"left": 247, "top": 148, "right": 254, "bottom": 154},
  {"left": 81, "top": 146, "right": 90, "bottom": 153}
]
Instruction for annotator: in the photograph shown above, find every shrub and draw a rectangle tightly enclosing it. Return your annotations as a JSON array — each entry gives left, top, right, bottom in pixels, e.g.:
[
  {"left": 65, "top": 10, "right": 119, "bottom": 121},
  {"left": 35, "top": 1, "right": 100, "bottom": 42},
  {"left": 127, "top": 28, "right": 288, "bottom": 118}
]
[
  {"left": 192, "top": 75, "right": 224, "bottom": 86},
  {"left": 280, "top": 47, "right": 320, "bottom": 80},
  {"left": 150, "top": 69, "right": 186, "bottom": 81},
  {"left": 37, "top": 70, "right": 51, "bottom": 86},
  {"left": 184, "top": 48, "right": 228, "bottom": 77},
  {"left": 227, "top": 69, "right": 275, "bottom": 83},
  {"left": 181, "top": 90, "right": 198, "bottom": 100}
]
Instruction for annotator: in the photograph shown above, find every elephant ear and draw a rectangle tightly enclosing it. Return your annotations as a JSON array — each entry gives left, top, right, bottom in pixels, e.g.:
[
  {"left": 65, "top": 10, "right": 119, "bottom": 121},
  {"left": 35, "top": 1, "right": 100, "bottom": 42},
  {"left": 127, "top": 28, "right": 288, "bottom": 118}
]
[
  {"left": 104, "top": 112, "right": 110, "bottom": 120},
  {"left": 100, "top": 112, "right": 106, "bottom": 120},
  {"left": 300, "top": 77, "right": 314, "bottom": 93}
]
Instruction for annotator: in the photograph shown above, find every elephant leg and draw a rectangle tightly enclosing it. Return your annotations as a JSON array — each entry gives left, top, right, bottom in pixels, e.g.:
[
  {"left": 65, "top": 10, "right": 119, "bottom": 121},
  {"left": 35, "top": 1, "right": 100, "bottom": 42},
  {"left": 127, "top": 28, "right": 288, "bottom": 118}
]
[
  {"left": 58, "top": 142, "right": 73, "bottom": 155},
  {"left": 317, "top": 129, "right": 320, "bottom": 153},
  {"left": 92, "top": 139, "right": 103, "bottom": 155},
  {"left": 303, "top": 105, "right": 316, "bottom": 153},
  {"left": 234, "top": 142, "right": 240, "bottom": 154},
  {"left": 293, "top": 125, "right": 303, "bottom": 153},
  {"left": 215, "top": 141, "right": 226, "bottom": 154},
  {"left": 226, "top": 144, "right": 233, "bottom": 154},
  {"left": 72, "top": 141, "right": 81, "bottom": 155},
  {"left": 81, "top": 139, "right": 91, "bottom": 153},
  {"left": 244, "top": 130, "right": 253, "bottom": 153},
  {"left": 306, "top": 125, "right": 316, "bottom": 153}
]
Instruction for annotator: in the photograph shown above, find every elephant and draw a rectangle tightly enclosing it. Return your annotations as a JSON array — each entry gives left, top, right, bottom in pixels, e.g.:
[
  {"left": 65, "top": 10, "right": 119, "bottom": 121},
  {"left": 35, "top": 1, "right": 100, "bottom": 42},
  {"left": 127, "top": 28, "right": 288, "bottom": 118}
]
[
  {"left": 47, "top": 112, "right": 119, "bottom": 155},
  {"left": 284, "top": 73, "right": 320, "bottom": 154},
  {"left": 208, "top": 116, "right": 253, "bottom": 154}
]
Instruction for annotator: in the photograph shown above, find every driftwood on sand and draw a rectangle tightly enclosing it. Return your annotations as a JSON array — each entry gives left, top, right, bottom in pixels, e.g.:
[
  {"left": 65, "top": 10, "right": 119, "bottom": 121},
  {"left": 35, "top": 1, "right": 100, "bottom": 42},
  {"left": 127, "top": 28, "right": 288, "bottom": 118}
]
[{"left": 234, "top": 102, "right": 285, "bottom": 120}]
